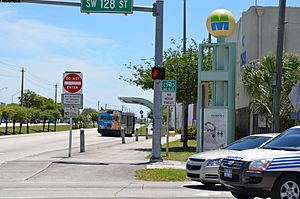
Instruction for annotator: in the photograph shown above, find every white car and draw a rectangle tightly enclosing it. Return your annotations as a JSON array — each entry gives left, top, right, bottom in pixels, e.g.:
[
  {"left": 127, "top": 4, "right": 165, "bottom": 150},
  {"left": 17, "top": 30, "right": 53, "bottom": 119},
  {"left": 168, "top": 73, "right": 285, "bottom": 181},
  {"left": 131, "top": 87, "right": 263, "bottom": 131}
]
[{"left": 186, "top": 133, "right": 278, "bottom": 186}]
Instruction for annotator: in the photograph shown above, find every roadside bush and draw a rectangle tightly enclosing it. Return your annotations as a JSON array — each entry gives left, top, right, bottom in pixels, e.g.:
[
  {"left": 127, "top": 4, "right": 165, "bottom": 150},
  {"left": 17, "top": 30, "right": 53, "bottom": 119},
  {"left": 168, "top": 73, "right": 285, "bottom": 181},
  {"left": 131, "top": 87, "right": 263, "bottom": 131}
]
[
  {"left": 176, "top": 128, "right": 181, "bottom": 134},
  {"left": 188, "top": 126, "right": 197, "bottom": 140}
]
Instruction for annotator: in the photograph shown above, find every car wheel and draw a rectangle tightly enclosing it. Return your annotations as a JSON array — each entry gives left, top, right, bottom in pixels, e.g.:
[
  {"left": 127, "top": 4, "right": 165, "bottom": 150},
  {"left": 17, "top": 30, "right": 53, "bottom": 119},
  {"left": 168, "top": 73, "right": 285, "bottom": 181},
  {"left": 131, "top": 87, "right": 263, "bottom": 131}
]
[
  {"left": 271, "top": 174, "right": 300, "bottom": 199},
  {"left": 231, "top": 191, "right": 254, "bottom": 199}
]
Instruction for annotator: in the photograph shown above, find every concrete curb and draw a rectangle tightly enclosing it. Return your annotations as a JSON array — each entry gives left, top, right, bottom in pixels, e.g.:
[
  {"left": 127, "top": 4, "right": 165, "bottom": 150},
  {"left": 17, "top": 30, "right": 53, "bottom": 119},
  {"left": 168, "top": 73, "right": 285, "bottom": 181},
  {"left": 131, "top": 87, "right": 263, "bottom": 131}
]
[{"left": 146, "top": 160, "right": 186, "bottom": 170}]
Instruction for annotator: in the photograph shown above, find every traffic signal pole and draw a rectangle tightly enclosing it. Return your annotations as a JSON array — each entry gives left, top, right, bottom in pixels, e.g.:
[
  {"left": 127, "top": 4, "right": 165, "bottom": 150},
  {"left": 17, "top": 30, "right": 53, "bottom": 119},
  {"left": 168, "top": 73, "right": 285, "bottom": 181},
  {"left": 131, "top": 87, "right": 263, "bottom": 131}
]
[{"left": 151, "top": 0, "right": 164, "bottom": 162}]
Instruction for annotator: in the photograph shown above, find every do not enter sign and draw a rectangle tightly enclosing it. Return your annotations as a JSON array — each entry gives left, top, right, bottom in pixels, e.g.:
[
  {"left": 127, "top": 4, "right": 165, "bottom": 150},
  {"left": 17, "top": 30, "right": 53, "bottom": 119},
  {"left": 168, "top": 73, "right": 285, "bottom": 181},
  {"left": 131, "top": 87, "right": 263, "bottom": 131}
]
[{"left": 63, "top": 72, "right": 83, "bottom": 94}]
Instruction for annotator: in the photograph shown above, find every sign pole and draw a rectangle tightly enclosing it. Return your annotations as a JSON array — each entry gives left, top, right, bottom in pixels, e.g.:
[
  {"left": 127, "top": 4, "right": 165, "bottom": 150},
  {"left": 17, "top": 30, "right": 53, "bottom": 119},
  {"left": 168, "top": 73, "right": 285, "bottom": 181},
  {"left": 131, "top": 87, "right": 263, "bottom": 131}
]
[
  {"left": 68, "top": 117, "right": 73, "bottom": 157},
  {"left": 166, "top": 106, "right": 169, "bottom": 157}
]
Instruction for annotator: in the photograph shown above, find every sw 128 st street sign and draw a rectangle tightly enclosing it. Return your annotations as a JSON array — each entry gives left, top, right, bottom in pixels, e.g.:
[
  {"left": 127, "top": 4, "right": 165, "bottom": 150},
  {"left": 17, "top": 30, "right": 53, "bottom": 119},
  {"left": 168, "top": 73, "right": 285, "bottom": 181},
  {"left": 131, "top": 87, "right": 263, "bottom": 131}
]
[{"left": 81, "top": 0, "right": 133, "bottom": 14}]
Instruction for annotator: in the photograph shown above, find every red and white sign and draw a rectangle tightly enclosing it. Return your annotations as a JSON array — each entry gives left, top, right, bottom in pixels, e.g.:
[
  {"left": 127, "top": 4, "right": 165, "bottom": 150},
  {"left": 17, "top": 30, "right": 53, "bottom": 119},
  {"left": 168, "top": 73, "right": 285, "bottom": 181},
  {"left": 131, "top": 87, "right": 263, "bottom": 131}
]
[{"left": 63, "top": 72, "right": 83, "bottom": 94}]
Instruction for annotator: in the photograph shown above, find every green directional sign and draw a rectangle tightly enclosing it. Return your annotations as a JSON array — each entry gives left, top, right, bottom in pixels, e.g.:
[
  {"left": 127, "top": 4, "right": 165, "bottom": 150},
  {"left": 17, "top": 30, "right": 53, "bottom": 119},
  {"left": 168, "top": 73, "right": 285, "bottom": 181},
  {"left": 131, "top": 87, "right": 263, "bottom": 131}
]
[
  {"left": 81, "top": 0, "right": 133, "bottom": 14},
  {"left": 161, "top": 80, "right": 177, "bottom": 92}
]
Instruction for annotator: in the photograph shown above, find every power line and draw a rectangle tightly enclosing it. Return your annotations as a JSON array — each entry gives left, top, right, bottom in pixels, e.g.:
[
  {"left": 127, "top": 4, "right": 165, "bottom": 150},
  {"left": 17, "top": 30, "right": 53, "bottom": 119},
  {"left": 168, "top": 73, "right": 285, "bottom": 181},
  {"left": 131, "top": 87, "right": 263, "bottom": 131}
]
[
  {"left": 26, "top": 71, "right": 55, "bottom": 86},
  {"left": 0, "top": 63, "right": 20, "bottom": 72},
  {"left": 25, "top": 77, "right": 53, "bottom": 91},
  {"left": 0, "top": 60, "right": 57, "bottom": 87},
  {"left": 0, "top": 61, "right": 21, "bottom": 71},
  {"left": 0, "top": 73, "right": 19, "bottom": 78}
]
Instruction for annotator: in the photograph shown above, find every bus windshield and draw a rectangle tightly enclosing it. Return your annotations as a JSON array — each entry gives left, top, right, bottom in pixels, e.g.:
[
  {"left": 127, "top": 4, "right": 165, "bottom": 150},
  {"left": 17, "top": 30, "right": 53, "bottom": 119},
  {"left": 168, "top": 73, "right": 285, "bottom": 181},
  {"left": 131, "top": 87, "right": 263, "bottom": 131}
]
[{"left": 100, "top": 115, "right": 113, "bottom": 121}]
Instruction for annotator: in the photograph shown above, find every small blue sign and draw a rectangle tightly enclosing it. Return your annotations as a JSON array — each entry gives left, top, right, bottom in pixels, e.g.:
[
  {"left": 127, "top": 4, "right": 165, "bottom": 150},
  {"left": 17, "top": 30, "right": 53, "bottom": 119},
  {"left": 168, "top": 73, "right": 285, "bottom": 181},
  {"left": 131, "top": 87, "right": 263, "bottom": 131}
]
[{"left": 240, "top": 51, "right": 247, "bottom": 67}]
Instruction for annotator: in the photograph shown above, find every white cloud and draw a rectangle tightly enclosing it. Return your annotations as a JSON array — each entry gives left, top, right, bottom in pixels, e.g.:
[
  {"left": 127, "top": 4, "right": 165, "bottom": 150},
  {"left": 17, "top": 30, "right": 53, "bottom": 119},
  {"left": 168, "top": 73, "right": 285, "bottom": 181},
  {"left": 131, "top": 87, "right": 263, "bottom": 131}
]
[{"left": 0, "top": 13, "right": 116, "bottom": 55}]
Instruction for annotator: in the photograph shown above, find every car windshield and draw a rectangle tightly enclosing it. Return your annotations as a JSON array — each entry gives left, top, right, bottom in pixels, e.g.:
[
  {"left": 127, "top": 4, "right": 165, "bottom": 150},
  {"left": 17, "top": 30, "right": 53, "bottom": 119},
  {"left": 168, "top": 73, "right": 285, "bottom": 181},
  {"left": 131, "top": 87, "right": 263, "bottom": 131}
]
[
  {"left": 262, "top": 128, "right": 300, "bottom": 151},
  {"left": 224, "top": 136, "right": 272, "bottom": 151}
]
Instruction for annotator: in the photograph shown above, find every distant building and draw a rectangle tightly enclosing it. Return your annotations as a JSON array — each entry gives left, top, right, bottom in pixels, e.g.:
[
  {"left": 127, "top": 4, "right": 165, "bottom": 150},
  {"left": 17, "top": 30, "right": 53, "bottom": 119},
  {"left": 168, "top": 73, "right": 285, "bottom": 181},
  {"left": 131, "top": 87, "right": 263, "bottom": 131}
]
[{"left": 227, "top": 6, "right": 300, "bottom": 135}]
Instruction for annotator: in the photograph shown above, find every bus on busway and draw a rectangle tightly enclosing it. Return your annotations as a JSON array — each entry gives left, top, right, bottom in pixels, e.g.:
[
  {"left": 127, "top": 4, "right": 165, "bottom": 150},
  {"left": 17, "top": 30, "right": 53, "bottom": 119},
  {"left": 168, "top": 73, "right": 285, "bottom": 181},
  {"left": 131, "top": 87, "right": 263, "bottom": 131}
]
[{"left": 97, "top": 109, "right": 135, "bottom": 137}]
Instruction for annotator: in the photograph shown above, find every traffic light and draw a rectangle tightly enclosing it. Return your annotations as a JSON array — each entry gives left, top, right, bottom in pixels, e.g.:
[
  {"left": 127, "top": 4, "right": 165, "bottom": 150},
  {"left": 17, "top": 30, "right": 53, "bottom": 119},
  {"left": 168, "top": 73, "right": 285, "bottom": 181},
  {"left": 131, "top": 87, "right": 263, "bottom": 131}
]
[
  {"left": 0, "top": 0, "right": 20, "bottom": 2},
  {"left": 151, "top": 67, "right": 165, "bottom": 80}
]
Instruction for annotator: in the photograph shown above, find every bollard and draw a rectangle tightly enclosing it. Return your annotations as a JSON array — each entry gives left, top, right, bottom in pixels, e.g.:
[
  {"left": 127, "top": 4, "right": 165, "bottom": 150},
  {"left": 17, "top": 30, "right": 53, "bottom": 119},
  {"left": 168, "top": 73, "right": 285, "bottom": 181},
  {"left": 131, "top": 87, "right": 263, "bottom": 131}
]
[
  {"left": 135, "top": 128, "right": 139, "bottom": 141},
  {"left": 80, "top": 128, "right": 85, "bottom": 153},
  {"left": 121, "top": 129, "right": 126, "bottom": 144},
  {"left": 145, "top": 127, "right": 148, "bottom": 140}
]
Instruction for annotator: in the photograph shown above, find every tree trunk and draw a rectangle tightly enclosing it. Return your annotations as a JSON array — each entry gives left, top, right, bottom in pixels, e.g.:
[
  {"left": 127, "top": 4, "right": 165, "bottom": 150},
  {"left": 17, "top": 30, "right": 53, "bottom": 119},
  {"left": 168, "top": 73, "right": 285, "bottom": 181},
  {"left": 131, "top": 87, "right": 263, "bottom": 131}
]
[
  {"left": 19, "top": 122, "right": 22, "bottom": 134},
  {"left": 182, "top": 103, "right": 189, "bottom": 149},
  {"left": 47, "top": 121, "right": 50, "bottom": 132},
  {"left": 26, "top": 120, "right": 29, "bottom": 134},
  {"left": 5, "top": 119, "right": 8, "bottom": 135},
  {"left": 43, "top": 121, "right": 46, "bottom": 132},
  {"left": 54, "top": 120, "right": 57, "bottom": 131},
  {"left": 13, "top": 120, "right": 16, "bottom": 134}
]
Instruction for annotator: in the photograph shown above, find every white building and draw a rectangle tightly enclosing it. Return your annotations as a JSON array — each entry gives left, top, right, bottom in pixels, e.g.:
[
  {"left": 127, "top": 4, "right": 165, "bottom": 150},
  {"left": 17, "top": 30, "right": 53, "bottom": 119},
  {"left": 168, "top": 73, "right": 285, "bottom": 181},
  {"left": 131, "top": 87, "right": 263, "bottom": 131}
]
[{"left": 227, "top": 6, "right": 300, "bottom": 135}]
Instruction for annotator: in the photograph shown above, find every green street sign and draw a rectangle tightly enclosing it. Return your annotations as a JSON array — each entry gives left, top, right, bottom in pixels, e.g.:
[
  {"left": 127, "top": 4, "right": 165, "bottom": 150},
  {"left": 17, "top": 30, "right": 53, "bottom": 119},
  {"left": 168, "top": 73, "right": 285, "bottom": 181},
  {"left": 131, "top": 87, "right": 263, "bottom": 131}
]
[
  {"left": 81, "top": 0, "right": 133, "bottom": 14},
  {"left": 161, "top": 80, "right": 177, "bottom": 92}
]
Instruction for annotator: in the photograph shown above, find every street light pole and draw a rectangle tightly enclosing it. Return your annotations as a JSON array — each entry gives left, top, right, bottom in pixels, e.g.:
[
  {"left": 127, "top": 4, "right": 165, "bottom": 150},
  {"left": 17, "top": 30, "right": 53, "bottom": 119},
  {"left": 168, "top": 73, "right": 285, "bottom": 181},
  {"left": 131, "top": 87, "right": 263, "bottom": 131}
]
[
  {"left": 272, "top": 0, "right": 286, "bottom": 132},
  {"left": 20, "top": 67, "right": 25, "bottom": 106},
  {"left": 11, "top": 91, "right": 20, "bottom": 104},
  {"left": 55, "top": 84, "right": 58, "bottom": 109}
]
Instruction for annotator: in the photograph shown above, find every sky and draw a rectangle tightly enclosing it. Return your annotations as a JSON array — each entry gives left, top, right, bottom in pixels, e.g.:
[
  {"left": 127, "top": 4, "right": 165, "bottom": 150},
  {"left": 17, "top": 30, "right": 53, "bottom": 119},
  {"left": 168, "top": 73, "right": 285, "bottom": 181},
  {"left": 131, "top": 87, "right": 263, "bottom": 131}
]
[{"left": 0, "top": 0, "right": 300, "bottom": 116}]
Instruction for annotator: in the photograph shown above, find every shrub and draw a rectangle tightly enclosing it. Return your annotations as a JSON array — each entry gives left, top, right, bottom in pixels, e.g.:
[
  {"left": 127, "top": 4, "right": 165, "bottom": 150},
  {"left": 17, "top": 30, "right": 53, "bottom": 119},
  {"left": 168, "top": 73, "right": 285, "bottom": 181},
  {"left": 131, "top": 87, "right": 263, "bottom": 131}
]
[
  {"left": 188, "top": 126, "right": 197, "bottom": 140},
  {"left": 176, "top": 128, "right": 181, "bottom": 134}
]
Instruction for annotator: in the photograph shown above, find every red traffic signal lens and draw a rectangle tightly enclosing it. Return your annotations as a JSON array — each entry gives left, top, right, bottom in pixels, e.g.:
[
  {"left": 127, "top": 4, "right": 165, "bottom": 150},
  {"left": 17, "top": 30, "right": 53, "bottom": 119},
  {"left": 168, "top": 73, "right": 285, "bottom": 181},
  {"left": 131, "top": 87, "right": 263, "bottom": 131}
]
[{"left": 151, "top": 67, "right": 165, "bottom": 80}]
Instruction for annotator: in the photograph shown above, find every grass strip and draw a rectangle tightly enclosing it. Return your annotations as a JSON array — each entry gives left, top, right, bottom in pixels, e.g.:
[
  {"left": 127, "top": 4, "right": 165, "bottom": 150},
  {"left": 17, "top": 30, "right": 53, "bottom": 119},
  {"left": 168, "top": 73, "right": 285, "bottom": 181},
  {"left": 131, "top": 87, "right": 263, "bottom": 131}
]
[
  {"left": 137, "top": 125, "right": 147, "bottom": 135},
  {"left": 146, "top": 139, "right": 197, "bottom": 162},
  {"left": 0, "top": 124, "right": 95, "bottom": 136},
  {"left": 135, "top": 168, "right": 187, "bottom": 181}
]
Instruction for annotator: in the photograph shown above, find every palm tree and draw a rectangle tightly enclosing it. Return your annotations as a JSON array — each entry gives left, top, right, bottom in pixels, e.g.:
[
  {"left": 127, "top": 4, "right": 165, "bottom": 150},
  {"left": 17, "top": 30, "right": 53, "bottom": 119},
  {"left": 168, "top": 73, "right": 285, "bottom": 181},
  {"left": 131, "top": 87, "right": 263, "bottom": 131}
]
[{"left": 242, "top": 54, "right": 300, "bottom": 131}]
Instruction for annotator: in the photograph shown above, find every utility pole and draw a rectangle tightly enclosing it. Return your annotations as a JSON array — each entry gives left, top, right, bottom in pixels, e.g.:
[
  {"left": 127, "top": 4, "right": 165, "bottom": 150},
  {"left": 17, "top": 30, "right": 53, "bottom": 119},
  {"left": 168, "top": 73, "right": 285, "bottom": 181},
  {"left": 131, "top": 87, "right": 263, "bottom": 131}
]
[
  {"left": 105, "top": 104, "right": 107, "bottom": 110},
  {"left": 182, "top": 0, "right": 189, "bottom": 148},
  {"left": 20, "top": 67, "right": 25, "bottom": 106},
  {"left": 98, "top": 100, "right": 100, "bottom": 111},
  {"left": 183, "top": 0, "right": 187, "bottom": 53},
  {"left": 55, "top": 84, "right": 58, "bottom": 109},
  {"left": 272, "top": 0, "right": 286, "bottom": 133}
]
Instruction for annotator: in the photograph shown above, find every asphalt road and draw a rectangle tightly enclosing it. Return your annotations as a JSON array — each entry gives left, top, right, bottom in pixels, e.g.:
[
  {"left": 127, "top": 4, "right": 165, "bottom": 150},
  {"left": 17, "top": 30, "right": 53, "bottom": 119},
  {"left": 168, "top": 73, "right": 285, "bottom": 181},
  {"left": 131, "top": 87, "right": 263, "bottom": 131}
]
[{"left": 0, "top": 128, "right": 236, "bottom": 199}]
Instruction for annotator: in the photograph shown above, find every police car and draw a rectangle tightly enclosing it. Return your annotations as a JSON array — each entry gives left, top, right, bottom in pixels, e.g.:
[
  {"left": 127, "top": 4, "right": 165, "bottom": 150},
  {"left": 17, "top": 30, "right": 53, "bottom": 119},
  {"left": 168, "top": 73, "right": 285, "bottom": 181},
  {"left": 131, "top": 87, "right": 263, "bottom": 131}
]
[
  {"left": 186, "top": 133, "right": 278, "bottom": 186},
  {"left": 219, "top": 126, "right": 300, "bottom": 199}
]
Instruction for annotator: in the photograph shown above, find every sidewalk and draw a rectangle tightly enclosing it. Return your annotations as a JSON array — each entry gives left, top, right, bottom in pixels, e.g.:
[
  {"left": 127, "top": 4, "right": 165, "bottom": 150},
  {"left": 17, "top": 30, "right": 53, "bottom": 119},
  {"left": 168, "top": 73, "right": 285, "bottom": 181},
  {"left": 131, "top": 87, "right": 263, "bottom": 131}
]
[{"left": 52, "top": 134, "right": 186, "bottom": 170}]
